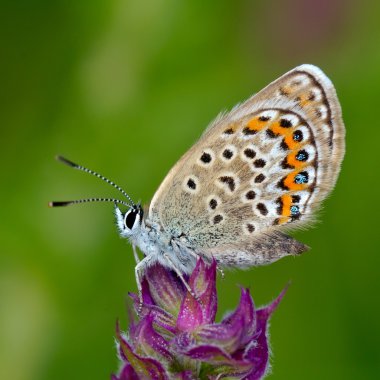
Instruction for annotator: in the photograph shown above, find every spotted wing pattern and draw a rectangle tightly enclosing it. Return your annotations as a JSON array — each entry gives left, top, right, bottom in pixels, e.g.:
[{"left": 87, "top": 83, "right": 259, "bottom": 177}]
[{"left": 148, "top": 65, "right": 345, "bottom": 267}]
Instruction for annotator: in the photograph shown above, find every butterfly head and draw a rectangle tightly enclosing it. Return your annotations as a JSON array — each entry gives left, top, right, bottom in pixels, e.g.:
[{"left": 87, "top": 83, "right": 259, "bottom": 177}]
[{"left": 115, "top": 203, "right": 144, "bottom": 238}]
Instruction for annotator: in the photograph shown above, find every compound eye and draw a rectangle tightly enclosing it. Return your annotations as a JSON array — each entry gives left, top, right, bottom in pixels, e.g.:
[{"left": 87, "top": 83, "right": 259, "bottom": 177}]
[{"left": 124, "top": 209, "right": 137, "bottom": 230}]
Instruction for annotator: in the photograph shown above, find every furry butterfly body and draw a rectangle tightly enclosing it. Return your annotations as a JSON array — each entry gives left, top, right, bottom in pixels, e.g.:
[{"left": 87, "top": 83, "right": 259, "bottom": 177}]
[{"left": 52, "top": 64, "right": 345, "bottom": 297}]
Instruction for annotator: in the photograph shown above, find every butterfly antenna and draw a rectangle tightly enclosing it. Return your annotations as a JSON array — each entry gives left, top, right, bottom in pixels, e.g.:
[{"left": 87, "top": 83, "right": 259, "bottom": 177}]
[
  {"left": 49, "top": 198, "right": 130, "bottom": 208},
  {"left": 55, "top": 155, "right": 135, "bottom": 206}
]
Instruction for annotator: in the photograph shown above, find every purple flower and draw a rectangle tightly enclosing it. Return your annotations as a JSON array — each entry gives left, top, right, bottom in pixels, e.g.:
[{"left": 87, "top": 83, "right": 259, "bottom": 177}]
[{"left": 113, "top": 259, "right": 286, "bottom": 379}]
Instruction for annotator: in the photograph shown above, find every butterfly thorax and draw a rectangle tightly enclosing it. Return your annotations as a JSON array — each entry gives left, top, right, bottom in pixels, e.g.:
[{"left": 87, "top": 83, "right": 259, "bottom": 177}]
[{"left": 116, "top": 206, "right": 197, "bottom": 274}]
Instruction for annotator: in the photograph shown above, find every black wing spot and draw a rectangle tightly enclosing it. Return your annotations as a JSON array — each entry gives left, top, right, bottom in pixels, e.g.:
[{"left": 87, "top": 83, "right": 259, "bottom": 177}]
[
  {"left": 277, "top": 178, "right": 289, "bottom": 190},
  {"left": 200, "top": 152, "right": 212, "bottom": 163},
  {"left": 266, "top": 129, "right": 278, "bottom": 138},
  {"left": 292, "top": 195, "right": 301, "bottom": 203},
  {"left": 244, "top": 148, "right": 256, "bottom": 159},
  {"left": 245, "top": 190, "right": 256, "bottom": 200},
  {"left": 280, "top": 118, "right": 292, "bottom": 128},
  {"left": 246, "top": 223, "right": 255, "bottom": 233},
  {"left": 213, "top": 214, "right": 224, "bottom": 224},
  {"left": 224, "top": 128, "right": 234, "bottom": 135},
  {"left": 254, "top": 174, "right": 266, "bottom": 183},
  {"left": 219, "top": 176, "right": 236, "bottom": 191},
  {"left": 222, "top": 149, "right": 234, "bottom": 159},
  {"left": 209, "top": 198, "right": 218, "bottom": 210},
  {"left": 257, "top": 203, "right": 268, "bottom": 215},
  {"left": 187, "top": 178, "right": 196, "bottom": 190},
  {"left": 280, "top": 139, "right": 289, "bottom": 151},
  {"left": 254, "top": 159, "right": 266, "bottom": 168},
  {"left": 243, "top": 127, "right": 257, "bottom": 135}
]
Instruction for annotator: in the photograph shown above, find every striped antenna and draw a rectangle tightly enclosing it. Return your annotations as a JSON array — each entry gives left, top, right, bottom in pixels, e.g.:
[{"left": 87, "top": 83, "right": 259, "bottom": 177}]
[
  {"left": 55, "top": 155, "right": 135, "bottom": 207},
  {"left": 49, "top": 198, "right": 130, "bottom": 208}
]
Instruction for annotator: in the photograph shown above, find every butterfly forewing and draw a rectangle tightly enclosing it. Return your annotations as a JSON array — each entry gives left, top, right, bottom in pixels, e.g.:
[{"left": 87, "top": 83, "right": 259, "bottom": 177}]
[{"left": 148, "top": 65, "right": 344, "bottom": 266}]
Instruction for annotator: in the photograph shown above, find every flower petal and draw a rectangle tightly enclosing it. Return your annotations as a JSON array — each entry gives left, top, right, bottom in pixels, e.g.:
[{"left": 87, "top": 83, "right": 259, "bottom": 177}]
[
  {"left": 129, "top": 292, "right": 177, "bottom": 335},
  {"left": 177, "top": 259, "right": 217, "bottom": 331},
  {"left": 244, "top": 286, "right": 288, "bottom": 380},
  {"left": 185, "top": 345, "right": 231, "bottom": 362},
  {"left": 144, "top": 264, "right": 186, "bottom": 315},
  {"left": 196, "top": 259, "right": 217, "bottom": 324},
  {"left": 116, "top": 322, "right": 169, "bottom": 380},
  {"left": 193, "top": 314, "right": 246, "bottom": 354},
  {"left": 185, "top": 345, "right": 253, "bottom": 377},
  {"left": 222, "top": 287, "right": 256, "bottom": 346},
  {"left": 176, "top": 289, "right": 203, "bottom": 332},
  {"left": 133, "top": 314, "right": 173, "bottom": 365},
  {"left": 112, "top": 364, "right": 139, "bottom": 380}
]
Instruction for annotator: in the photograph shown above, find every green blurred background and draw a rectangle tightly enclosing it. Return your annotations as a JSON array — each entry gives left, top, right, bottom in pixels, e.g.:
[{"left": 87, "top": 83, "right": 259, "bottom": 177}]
[{"left": 1, "top": 0, "right": 379, "bottom": 379}]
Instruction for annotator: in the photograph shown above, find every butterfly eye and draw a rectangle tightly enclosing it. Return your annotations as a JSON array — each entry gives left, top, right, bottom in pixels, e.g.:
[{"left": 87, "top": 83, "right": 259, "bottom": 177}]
[{"left": 124, "top": 209, "right": 138, "bottom": 230}]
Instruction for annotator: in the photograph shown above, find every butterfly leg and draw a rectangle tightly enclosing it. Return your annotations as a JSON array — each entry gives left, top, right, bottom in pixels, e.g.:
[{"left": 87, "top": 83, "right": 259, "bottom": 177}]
[
  {"left": 163, "top": 253, "right": 199, "bottom": 303},
  {"left": 135, "top": 255, "right": 152, "bottom": 313},
  {"left": 132, "top": 244, "right": 140, "bottom": 264}
]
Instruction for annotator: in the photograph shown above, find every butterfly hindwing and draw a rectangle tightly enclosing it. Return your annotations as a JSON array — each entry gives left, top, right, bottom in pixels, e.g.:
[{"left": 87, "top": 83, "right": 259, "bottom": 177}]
[{"left": 148, "top": 65, "right": 344, "bottom": 267}]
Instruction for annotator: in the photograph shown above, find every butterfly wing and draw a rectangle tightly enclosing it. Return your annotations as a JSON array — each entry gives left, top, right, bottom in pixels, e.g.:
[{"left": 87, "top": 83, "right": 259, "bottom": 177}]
[{"left": 148, "top": 64, "right": 345, "bottom": 267}]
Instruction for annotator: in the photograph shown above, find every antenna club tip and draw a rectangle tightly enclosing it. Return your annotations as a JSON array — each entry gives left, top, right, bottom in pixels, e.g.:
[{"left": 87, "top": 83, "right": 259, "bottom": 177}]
[
  {"left": 49, "top": 201, "right": 72, "bottom": 207},
  {"left": 55, "top": 155, "right": 78, "bottom": 168}
]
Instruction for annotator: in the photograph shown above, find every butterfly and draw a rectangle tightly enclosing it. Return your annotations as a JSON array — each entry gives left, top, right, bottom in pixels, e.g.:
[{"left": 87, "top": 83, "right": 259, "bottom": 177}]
[{"left": 50, "top": 64, "right": 345, "bottom": 300}]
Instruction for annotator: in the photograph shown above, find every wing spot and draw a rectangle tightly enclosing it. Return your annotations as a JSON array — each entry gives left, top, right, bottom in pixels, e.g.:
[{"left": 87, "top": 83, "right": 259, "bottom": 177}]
[
  {"left": 253, "top": 159, "right": 266, "bottom": 168},
  {"left": 245, "top": 190, "right": 256, "bottom": 200},
  {"left": 183, "top": 176, "right": 200, "bottom": 193},
  {"left": 209, "top": 198, "right": 218, "bottom": 210},
  {"left": 277, "top": 178, "right": 289, "bottom": 190},
  {"left": 187, "top": 178, "right": 196, "bottom": 190},
  {"left": 296, "top": 149, "right": 309, "bottom": 162},
  {"left": 197, "top": 149, "right": 215, "bottom": 167},
  {"left": 223, "top": 127, "right": 235, "bottom": 135},
  {"left": 293, "top": 130, "right": 303, "bottom": 142},
  {"left": 243, "top": 127, "right": 257, "bottom": 135},
  {"left": 280, "top": 118, "right": 293, "bottom": 128},
  {"left": 280, "top": 139, "right": 289, "bottom": 151},
  {"left": 290, "top": 205, "right": 300, "bottom": 216},
  {"left": 254, "top": 174, "right": 266, "bottom": 183},
  {"left": 257, "top": 203, "right": 268, "bottom": 216},
  {"left": 222, "top": 149, "right": 233, "bottom": 159},
  {"left": 292, "top": 195, "right": 301, "bottom": 203},
  {"left": 266, "top": 129, "right": 279, "bottom": 138},
  {"left": 219, "top": 176, "right": 236, "bottom": 192},
  {"left": 213, "top": 214, "right": 224, "bottom": 224},
  {"left": 295, "top": 171, "right": 309, "bottom": 184},
  {"left": 200, "top": 152, "right": 212, "bottom": 163},
  {"left": 281, "top": 158, "right": 293, "bottom": 169},
  {"left": 246, "top": 223, "right": 255, "bottom": 233},
  {"left": 244, "top": 148, "right": 256, "bottom": 159}
]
